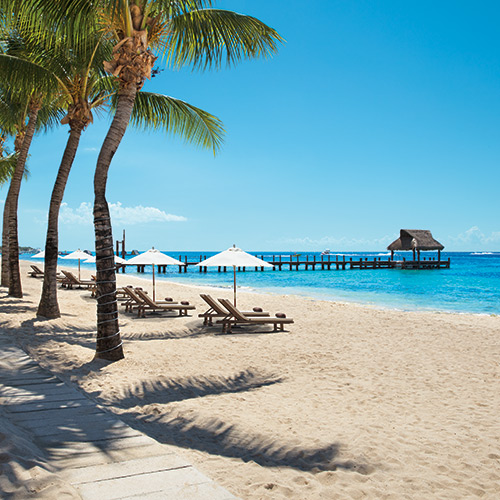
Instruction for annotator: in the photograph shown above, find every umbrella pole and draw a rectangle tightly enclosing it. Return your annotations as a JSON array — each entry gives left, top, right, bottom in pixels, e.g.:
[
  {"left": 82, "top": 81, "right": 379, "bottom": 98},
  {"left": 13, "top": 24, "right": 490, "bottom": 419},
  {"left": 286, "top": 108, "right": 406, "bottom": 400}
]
[
  {"left": 233, "top": 266, "right": 236, "bottom": 307},
  {"left": 153, "top": 264, "right": 156, "bottom": 301},
  {"left": 78, "top": 259, "right": 81, "bottom": 281}
]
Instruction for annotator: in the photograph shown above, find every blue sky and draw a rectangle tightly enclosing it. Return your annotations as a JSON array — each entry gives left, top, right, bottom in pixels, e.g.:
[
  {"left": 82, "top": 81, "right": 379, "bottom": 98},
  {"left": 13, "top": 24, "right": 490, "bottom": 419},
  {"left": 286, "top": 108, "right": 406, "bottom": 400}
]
[{"left": 3, "top": 0, "right": 500, "bottom": 252}]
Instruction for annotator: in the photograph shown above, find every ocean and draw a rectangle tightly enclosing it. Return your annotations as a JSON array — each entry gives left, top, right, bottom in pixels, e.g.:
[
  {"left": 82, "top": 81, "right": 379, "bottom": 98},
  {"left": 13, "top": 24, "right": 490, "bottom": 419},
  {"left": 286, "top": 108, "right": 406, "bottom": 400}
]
[{"left": 26, "top": 251, "right": 500, "bottom": 315}]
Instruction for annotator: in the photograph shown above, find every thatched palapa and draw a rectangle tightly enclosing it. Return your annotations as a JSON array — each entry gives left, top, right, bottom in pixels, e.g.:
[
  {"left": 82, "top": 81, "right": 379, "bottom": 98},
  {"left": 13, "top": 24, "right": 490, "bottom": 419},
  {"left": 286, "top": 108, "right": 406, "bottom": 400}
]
[{"left": 388, "top": 230, "right": 444, "bottom": 252}]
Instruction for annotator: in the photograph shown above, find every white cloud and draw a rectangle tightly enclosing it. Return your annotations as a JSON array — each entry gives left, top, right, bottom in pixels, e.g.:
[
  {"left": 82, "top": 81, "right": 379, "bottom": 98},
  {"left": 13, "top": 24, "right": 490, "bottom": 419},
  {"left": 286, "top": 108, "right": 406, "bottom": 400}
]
[
  {"left": 83, "top": 147, "right": 98, "bottom": 152},
  {"left": 451, "top": 226, "right": 500, "bottom": 245},
  {"left": 60, "top": 202, "right": 187, "bottom": 226}
]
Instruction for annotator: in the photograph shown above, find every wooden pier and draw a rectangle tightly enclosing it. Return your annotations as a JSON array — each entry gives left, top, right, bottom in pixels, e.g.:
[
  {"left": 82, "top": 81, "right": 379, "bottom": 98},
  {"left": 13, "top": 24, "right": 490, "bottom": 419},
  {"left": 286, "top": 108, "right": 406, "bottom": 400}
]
[{"left": 129, "top": 254, "right": 450, "bottom": 274}]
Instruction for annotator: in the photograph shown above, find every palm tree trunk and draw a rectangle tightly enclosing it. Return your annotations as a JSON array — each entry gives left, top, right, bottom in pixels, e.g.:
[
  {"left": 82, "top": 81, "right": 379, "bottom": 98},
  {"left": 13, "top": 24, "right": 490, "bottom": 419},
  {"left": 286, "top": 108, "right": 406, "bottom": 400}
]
[
  {"left": 7, "top": 104, "right": 39, "bottom": 298},
  {"left": 93, "top": 85, "right": 137, "bottom": 361},
  {"left": 1, "top": 200, "right": 9, "bottom": 286},
  {"left": 37, "top": 126, "right": 83, "bottom": 318},
  {"left": 2, "top": 132, "right": 23, "bottom": 287}
]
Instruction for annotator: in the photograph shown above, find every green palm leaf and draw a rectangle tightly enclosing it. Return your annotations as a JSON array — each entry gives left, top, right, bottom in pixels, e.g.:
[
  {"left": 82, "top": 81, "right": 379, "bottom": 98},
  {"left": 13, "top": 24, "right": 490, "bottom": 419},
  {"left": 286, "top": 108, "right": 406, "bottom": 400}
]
[
  {"left": 166, "top": 9, "right": 284, "bottom": 70},
  {"left": 126, "top": 91, "right": 224, "bottom": 153},
  {"left": 0, "top": 152, "right": 29, "bottom": 184},
  {"left": 0, "top": 54, "right": 62, "bottom": 96}
]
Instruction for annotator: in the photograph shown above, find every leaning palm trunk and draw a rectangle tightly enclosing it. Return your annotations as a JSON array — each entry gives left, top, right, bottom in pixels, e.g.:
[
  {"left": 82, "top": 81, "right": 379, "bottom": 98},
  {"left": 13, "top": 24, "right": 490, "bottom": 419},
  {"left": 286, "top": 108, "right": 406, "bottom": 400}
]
[
  {"left": 37, "top": 126, "right": 83, "bottom": 318},
  {"left": 93, "top": 86, "right": 137, "bottom": 361},
  {"left": 1, "top": 200, "right": 9, "bottom": 286},
  {"left": 7, "top": 105, "right": 39, "bottom": 297},
  {"left": 1, "top": 133, "right": 22, "bottom": 287}
]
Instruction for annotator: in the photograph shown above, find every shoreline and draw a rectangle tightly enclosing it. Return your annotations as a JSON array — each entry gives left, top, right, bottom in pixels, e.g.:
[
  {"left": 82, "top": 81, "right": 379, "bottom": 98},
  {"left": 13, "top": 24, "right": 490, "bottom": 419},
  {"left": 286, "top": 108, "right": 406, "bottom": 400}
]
[
  {"left": 109, "top": 263, "right": 498, "bottom": 319},
  {"left": 25, "top": 259, "right": 496, "bottom": 318}
]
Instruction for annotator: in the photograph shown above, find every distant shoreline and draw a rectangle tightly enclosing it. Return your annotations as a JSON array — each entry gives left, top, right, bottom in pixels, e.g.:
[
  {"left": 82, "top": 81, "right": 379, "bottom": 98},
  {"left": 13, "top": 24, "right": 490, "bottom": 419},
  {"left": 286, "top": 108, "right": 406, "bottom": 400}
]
[{"left": 20, "top": 258, "right": 498, "bottom": 318}]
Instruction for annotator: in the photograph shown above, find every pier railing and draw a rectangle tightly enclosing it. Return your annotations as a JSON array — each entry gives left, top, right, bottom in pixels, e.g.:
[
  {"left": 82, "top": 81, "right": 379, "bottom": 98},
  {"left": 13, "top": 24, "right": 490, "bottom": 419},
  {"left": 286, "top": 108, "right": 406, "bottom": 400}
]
[{"left": 130, "top": 254, "right": 450, "bottom": 274}]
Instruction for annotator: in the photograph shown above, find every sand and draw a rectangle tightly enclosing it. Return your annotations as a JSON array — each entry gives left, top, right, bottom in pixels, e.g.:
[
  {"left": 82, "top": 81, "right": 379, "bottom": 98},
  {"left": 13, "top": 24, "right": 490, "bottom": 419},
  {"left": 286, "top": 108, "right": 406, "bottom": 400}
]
[{"left": 1, "top": 260, "right": 500, "bottom": 499}]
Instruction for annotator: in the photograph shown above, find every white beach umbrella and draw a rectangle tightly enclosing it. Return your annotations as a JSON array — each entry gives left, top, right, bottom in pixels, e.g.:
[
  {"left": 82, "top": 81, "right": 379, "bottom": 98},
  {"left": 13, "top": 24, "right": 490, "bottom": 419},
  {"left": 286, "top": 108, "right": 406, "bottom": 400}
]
[
  {"left": 126, "top": 248, "right": 184, "bottom": 301},
  {"left": 32, "top": 250, "right": 45, "bottom": 258},
  {"left": 197, "top": 245, "right": 273, "bottom": 306},
  {"left": 84, "top": 255, "right": 127, "bottom": 264},
  {"left": 62, "top": 249, "right": 91, "bottom": 280}
]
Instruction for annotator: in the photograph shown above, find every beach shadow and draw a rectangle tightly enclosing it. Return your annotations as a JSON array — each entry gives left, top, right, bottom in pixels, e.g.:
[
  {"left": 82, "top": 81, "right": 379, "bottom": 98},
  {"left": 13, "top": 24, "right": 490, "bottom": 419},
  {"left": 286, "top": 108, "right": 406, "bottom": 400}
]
[
  {"left": 96, "top": 369, "right": 284, "bottom": 407},
  {"left": 0, "top": 304, "right": 36, "bottom": 315},
  {"left": 0, "top": 360, "right": 137, "bottom": 470},
  {"left": 96, "top": 371, "right": 373, "bottom": 475},
  {"left": 121, "top": 330, "right": 207, "bottom": 340},
  {"left": 182, "top": 322, "right": 288, "bottom": 337},
  {"left": 125, "top": 410, "right": 372, "bottom": 474},
  {"left": 1, "top": 320, "right": 97, "bottom": 350}
]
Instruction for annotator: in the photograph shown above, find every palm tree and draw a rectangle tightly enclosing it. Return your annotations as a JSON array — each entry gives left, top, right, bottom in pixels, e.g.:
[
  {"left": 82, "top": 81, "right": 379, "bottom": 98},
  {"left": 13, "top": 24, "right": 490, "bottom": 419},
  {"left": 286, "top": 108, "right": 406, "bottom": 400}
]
[
  {"left": 87, "top": 1, "right": 282, "bottom": 361},
  {"left": 0, "top": 29, "right": 65, "bottom": 296},
  {"left": 36, "top": 31, "right": 115, "bottom": 318},
  {"left": 37, "top": 30, "right": 225, "bottom": 319}
]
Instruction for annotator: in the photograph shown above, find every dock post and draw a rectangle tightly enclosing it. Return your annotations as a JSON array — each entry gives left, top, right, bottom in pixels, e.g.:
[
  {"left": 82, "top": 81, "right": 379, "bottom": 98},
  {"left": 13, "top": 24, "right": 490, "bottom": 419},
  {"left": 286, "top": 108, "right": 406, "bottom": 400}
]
[{"left": 184, "top": 256, "right": 187, "bottom": 273}]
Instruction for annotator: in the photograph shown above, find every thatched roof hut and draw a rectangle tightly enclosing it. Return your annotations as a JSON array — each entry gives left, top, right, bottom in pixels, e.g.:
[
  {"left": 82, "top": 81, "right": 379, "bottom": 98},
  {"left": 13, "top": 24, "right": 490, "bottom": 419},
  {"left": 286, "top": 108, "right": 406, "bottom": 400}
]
[{"left": 387, "top": 230, "right": 444, "bottom": 252}]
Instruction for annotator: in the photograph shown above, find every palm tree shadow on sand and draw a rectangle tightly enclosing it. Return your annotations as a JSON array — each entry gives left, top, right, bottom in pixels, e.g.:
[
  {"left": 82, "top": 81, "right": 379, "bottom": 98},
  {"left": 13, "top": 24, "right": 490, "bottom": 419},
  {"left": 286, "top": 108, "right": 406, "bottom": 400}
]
[{"left": 95, "top": 370, "right": 374, "bottom": 475}]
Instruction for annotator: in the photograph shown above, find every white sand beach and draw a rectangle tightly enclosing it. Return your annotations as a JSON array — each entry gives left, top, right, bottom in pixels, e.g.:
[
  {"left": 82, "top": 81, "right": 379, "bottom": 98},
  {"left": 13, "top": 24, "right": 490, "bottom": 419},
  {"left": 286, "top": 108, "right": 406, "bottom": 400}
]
[{"left": 1, "top": 260, "right": 500, "bottom": 499}]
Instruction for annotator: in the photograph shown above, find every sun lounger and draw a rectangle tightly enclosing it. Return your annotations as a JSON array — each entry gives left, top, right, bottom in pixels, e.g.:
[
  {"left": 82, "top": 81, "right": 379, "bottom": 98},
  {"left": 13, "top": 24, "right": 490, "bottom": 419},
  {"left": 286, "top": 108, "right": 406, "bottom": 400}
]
[
  {"left": 28, "top": 265, "right": 62, "bottom": 279},
  {"left": 123, "top": 288, "right": 194, "bottom": 318},
  {"left": 60, "top": 270, "right": 96, "bottom": 289},
  {"left": 120, "top": 287, "right": 178, "bottom": 312},
  {"left": 217, "top": 298, "right": 294, "bottom": 333},
  {"left": 198, "top": 293, "right": 270, "bottom": 326},
  {"left": 28, "top": 265, "right": 45, "bottom": 278}
]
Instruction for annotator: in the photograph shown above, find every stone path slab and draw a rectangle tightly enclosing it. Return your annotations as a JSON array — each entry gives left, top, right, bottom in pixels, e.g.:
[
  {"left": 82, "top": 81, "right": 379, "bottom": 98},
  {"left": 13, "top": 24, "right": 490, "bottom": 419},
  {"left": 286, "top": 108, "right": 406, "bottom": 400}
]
[{"left": 0, "top": 341, "right": 237, "bottom": 500}]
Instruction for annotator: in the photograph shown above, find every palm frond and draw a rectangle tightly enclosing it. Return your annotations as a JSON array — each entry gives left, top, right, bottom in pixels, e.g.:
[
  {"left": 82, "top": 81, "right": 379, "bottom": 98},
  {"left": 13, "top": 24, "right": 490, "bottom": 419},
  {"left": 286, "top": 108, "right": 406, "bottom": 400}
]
[
  {"left": 0, "top": 54, "right": 62, "bottom": 96},
  {"left": 165, "top": 9, "right": 284, "bottom": 70},
  {"left": 0, "top": 151, "right": 29, "bottom": 184},
  {"left": 123, "top": 90, "right": 224, "bottom": 154},
  {"left": 36, "top": 97, "right": 67, "bottom": 132}
]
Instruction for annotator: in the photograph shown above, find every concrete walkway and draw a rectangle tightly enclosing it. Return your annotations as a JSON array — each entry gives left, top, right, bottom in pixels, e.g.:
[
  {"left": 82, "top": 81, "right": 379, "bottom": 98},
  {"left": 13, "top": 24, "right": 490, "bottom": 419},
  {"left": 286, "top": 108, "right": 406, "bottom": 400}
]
[{"left": 0, "top": 337, "right": 236, "bottom": 500}]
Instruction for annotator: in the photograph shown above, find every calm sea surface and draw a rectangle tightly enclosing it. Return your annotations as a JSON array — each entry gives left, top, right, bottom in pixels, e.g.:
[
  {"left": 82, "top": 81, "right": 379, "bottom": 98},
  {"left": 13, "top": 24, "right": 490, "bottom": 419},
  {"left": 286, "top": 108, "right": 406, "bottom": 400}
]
[{"left": 26, "top": 251, "right": 500, "bottom": 315}]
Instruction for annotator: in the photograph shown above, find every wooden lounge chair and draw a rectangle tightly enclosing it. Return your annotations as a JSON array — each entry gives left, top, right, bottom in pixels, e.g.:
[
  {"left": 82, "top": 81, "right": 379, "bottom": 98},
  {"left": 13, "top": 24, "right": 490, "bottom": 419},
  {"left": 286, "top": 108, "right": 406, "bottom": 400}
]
[
  {"left": 198, "top": 293, "right": 270, "bottom": 326},
  {"left": 129, "top": 288, "right": 194, "bottom": 318},
  {"left": 28, "top": 265, "right": 45, "bottom": 278},
  {"left": 217, "top": 298, "right": 294, "bottom": 333},
  {"left": 120, "top": 286, "right": 143, "bottom": 313},
  {"left": 60, "top": 270, "right": 95, "bottom": 289},
  {"left": 121, "top": 287, "right": 178, "bottom": 313},
  {"left": 116, "top": 285, "right": 137, "bottom": 301},
  {"left": 28, "top": 265, "right": 64, "bottom": 282}
]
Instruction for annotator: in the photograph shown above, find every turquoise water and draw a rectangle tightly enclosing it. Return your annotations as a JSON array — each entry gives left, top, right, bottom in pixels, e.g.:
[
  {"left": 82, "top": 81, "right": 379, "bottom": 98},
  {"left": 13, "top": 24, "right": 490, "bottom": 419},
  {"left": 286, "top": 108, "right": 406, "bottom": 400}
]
[{"left": 27, "top": 251, "right": 500, "bottom": 315}]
